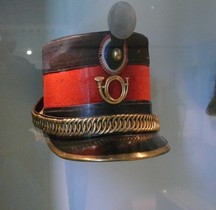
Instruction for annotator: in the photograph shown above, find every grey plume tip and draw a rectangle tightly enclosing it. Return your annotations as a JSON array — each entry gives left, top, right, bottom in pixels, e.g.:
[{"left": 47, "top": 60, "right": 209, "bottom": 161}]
[{"left": 108, "top": 1, "right": 136, "bottom": 40}]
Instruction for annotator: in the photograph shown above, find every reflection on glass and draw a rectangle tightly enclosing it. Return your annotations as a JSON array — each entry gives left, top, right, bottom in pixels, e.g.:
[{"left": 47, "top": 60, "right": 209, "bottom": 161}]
[{"left": 26, "top": 49, "right": 32, "bottom": 55}]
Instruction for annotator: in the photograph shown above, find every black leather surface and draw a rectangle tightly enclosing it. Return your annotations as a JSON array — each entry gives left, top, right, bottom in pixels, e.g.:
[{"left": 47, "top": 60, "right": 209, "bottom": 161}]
[
  {"left": 44, "top": 100, "right": 152, "bottom": 118},
  {"left": 43, "top": 31, "right": 149, "bottom": 74}
]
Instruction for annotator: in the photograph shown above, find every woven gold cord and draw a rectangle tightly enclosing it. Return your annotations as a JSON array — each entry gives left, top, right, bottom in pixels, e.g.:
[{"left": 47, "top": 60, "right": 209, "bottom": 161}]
[{"left": 32, "top": 111, "right": 160, "bottom": 137}]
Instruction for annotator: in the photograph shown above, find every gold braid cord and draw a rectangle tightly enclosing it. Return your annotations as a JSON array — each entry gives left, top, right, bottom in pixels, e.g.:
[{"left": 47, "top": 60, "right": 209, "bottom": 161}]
[{"left": 32, "top": 111, "right": 160, "bottom": 137}]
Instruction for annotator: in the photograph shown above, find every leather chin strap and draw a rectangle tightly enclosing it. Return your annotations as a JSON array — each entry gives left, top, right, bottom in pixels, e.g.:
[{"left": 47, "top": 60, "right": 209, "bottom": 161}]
[{"left": 43, "top": 100, "right": 153, "bottom": 118}]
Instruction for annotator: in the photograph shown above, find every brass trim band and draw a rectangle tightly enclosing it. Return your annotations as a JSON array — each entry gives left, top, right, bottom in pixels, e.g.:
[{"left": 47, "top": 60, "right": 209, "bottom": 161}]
[
  {"left": 32, "top": 111, "right": 160, "bottom": 137},
  {"left": 47, "top": 138, "right": 170, "bottom": 162}
]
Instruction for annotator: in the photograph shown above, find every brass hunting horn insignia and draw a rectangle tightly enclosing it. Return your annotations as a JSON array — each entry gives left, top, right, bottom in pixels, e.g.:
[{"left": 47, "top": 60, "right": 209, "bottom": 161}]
[{"left": 95, "top": 76, "right": 129, "bottom": 104}]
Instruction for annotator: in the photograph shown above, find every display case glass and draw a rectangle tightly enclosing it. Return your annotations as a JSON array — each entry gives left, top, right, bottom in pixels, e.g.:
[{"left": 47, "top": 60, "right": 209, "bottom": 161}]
[{"left": 1, "top": 0, "right": 216, "bottom": 209}]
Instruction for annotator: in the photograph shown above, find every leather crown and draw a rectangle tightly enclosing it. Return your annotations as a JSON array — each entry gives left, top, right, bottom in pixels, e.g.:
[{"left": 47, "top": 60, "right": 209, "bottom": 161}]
[{"left": 43, "top": 32, "right": 149, "bottom": 74}]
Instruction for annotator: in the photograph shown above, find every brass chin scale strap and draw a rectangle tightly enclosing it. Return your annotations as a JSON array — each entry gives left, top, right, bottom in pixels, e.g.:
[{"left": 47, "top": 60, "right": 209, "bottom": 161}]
[{"left": 32, "top": 99, "right": 160, "bottom": 138}]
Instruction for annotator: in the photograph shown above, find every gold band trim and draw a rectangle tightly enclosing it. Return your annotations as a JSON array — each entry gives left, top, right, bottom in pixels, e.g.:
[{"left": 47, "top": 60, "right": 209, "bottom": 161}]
[
  {"left": 46, "top": 138, "right": 170, "bottom": 162},
  {"left": 32, "top": 111, "right": 160, "bottom": 137}
]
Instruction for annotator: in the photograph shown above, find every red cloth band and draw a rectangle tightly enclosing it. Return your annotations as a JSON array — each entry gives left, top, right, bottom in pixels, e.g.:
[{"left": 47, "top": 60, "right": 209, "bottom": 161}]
[{"left": 44, "top": 65, "right": 150, "bottom": 108}]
